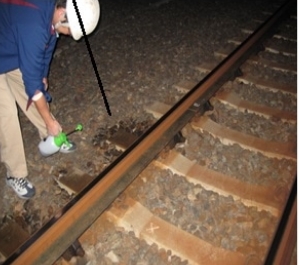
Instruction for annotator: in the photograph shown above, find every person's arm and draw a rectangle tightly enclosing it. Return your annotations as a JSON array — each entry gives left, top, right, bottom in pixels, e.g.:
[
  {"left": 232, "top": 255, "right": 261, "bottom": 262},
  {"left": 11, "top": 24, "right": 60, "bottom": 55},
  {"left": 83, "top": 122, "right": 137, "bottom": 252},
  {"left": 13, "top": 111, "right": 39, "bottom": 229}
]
[
  {"left": 17, "top": 14, "right": 60, "bottom": 135},
  {"left": 33, "top": 92, "right": 61, "bottom": 136}
]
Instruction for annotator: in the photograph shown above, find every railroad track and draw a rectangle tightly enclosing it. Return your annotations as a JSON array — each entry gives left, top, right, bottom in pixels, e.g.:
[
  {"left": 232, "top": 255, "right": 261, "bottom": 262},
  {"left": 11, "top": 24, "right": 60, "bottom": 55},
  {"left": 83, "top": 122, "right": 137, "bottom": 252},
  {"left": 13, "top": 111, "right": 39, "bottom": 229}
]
[{"left": 0, "top": 0, "right": 296, "bottom": 264}]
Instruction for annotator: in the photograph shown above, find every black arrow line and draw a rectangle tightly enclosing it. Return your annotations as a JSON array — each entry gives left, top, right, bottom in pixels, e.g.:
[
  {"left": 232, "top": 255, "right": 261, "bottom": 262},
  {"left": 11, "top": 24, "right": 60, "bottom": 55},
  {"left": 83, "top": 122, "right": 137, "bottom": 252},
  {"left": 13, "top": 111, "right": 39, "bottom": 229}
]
[{"left": 72, "top": 0, "right": 111, "bottom": 116}]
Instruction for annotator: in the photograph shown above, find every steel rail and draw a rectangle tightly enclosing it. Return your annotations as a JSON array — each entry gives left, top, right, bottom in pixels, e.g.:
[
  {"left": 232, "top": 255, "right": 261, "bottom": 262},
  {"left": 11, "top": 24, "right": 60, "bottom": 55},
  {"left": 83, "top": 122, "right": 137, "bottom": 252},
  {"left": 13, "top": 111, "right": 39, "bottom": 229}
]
[
  {"left": 6, "top": 0, "right": 295, "bottom": 264},
  {"left": 266, "top": 177, "right": 297, "bottom": 265}
]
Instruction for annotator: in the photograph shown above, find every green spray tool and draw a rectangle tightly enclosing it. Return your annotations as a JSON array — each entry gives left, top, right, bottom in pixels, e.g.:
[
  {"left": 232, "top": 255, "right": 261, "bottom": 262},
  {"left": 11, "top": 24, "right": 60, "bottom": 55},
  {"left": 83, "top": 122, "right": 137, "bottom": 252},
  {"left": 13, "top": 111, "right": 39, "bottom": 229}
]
[{"left": 66, "top": 123, "right": 83, "bottom": 136}]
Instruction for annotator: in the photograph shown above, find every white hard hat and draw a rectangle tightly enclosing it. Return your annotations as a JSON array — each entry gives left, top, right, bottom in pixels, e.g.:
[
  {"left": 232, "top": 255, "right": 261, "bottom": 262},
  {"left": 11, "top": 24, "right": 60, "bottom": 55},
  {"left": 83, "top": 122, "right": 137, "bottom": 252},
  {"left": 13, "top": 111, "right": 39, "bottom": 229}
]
[{"left": 66, "top": 0, "right": 100, "bottom": 40}]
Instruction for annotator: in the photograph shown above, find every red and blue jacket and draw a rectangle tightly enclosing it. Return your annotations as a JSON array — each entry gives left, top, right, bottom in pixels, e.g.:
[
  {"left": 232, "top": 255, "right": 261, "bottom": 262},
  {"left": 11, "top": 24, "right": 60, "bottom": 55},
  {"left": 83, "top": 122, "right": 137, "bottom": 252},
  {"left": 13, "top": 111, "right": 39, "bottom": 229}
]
[{"left": 0, "top": 0, "right": 57, "bottom": 104}]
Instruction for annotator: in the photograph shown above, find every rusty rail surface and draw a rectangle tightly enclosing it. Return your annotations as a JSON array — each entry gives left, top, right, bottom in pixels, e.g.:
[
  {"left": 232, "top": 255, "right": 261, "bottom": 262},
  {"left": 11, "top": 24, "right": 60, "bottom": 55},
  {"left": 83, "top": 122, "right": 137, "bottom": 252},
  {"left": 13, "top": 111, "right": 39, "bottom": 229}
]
[{"left": 5, "top": 0, "right": 296, "bottom": 264}]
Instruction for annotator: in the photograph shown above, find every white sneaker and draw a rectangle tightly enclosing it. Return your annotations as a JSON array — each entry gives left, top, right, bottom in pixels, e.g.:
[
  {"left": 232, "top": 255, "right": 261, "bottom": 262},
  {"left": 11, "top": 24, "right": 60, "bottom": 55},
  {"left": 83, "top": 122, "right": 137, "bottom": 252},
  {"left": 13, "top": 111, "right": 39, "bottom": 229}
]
[
  {"left": 6, "top": 175, "right": 36, "bottom": 199},
  {"left": 59, "top": 141, "right": 77, "bottom": 154}
]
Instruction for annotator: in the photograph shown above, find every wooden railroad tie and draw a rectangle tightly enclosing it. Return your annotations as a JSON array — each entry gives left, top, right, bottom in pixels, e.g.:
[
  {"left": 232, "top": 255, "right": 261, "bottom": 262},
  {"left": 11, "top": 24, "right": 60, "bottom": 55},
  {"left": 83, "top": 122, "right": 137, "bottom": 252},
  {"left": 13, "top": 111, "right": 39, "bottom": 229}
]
[
  {"left": 174, "top": 80, "right": 296, "bottom": 122},
  {"left": 0, "top": 222, "right": 30, "bottom": 259},
  {"left": 153, "top": 150, "right": 285, "bottom": 216},
  {"left": 106, "top": 196, "right": 248, "bottom": 265},
  {"left": 143, "top": 100, "right": 296, "bottom": 161},
  {"left": 195, "top": 62, "right": 297, "bottom": 95},
  {"left": 191, "top": 115, "right": 296, "bottom": 161},
  {"left": 54, "top": 167, "right": 94, "bottom": 195}
]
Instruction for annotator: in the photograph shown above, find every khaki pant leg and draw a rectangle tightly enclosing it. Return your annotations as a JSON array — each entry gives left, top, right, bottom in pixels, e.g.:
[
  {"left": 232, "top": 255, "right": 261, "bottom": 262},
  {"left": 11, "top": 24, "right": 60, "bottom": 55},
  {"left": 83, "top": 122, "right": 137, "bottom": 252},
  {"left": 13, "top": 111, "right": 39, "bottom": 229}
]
[
  {"left": 6, "top": 69, "right": 48, "bottom": 139},
  {"left": 0, "top": 73, "right": 28, "bottom": 178}
]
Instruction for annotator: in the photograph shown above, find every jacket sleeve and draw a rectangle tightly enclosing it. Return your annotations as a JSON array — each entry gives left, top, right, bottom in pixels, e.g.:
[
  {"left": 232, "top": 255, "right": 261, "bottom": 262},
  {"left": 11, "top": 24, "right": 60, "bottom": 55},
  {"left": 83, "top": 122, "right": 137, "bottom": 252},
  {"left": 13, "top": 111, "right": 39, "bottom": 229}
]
[
  {"left": 17, "top": 22, "right": 54, "bottom": 101},
  {"left": 43, "top": 32, "right": 57, "bottom": 78}
]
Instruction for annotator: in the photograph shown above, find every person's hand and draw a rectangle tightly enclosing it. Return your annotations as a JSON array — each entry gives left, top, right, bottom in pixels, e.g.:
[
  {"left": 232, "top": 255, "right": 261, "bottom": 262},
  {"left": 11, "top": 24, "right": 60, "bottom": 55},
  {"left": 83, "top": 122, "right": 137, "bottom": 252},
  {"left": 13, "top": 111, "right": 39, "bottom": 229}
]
[{"left": 46, "top": 119, "right": 62, "bottom": 136}]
